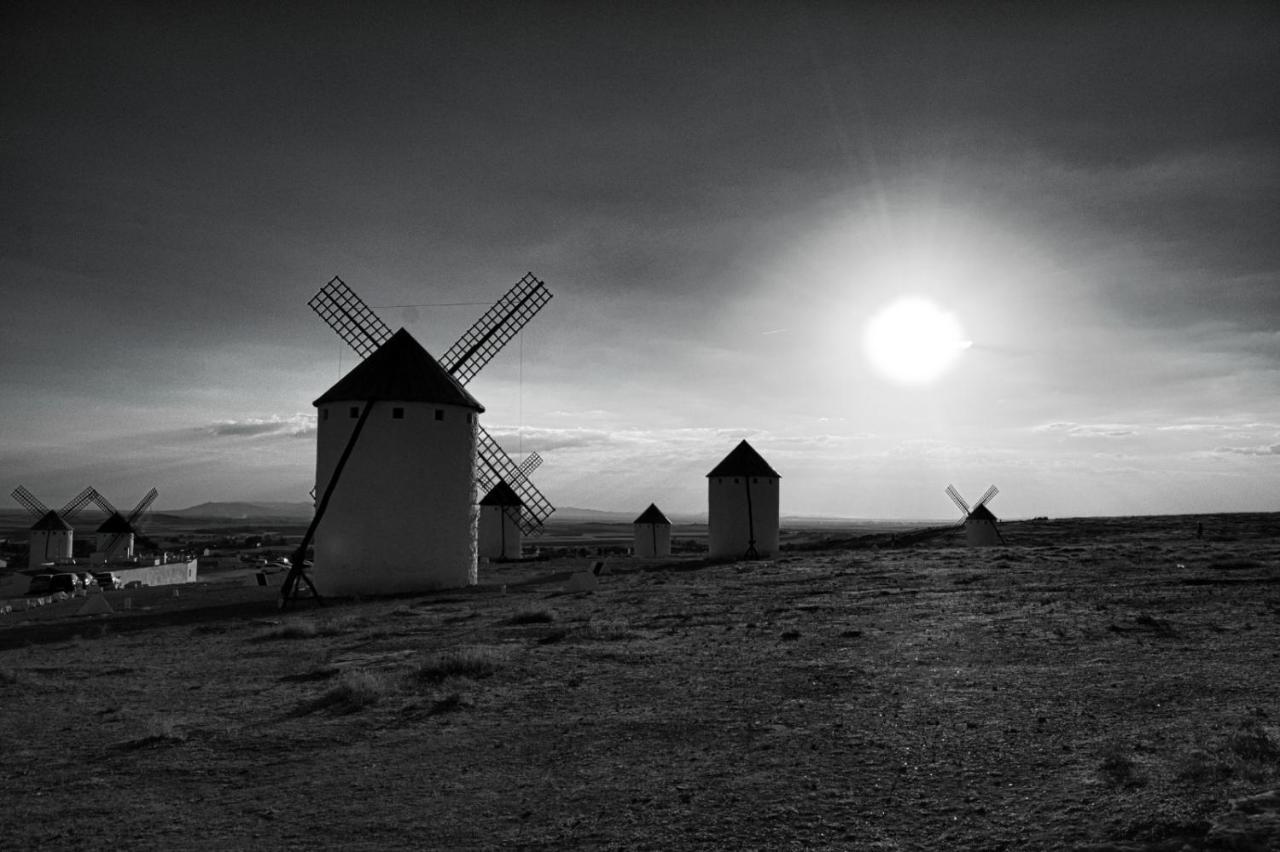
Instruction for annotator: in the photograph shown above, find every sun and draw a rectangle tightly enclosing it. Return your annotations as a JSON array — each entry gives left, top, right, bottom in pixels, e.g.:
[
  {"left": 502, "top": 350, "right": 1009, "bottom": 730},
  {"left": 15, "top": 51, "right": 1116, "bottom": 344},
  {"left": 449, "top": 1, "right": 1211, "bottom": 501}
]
[{"left": 864, "top": 297, "right": 970, "bottom": 384}]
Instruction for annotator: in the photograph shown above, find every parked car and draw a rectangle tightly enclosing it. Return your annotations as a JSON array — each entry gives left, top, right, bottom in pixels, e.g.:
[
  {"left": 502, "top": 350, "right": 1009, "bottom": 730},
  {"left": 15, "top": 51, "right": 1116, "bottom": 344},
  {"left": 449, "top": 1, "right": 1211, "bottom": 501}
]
[
  {"left": 76, "top": 572, "right": 97, "bottom": 588},
  {"left": 48, "top": 573, "right": 78, "bottom": 594},
  {"left": 26, "top": 574, "right": 54, "bottom": 595},
  {"left": 92, "top": 571, "right": 122, "bottom": 590}
]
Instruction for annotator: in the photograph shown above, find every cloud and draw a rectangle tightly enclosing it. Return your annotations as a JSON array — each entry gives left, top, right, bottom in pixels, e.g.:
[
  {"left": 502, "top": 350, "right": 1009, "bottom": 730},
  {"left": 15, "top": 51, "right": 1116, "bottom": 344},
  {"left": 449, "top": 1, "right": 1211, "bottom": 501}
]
[
  {"left": 1033, "top": 422, "right": 1139, "bottom": 438},
  {"left": 205, "top": 415, "right": 316, "bottom": 439},
  {"left": 1215, "top": 444, "right": 1280, "bottom": 457}
]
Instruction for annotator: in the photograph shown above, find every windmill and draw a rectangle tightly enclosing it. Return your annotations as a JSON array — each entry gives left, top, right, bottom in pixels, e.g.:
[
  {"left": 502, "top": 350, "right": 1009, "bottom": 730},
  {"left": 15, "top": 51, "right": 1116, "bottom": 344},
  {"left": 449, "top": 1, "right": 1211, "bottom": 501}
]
[
  {"left": 945, "top": 484, "right": 1005, "bottom": 546},
  {"left": 308, "top": 273, "right": 554, "bottom": 533},
  {"left": 284, "top": 273, "right": 554, "bottom": 602},
  {"left": 478, "top": 480, "right": 523, "bottom": 560},
  {"left": 632, "top": 503, "right": 672, "bottom": 558},
  {"left": 90, "top": 488, "right": 159, "bottom": 562},
  {"left": 10, "top": 486, "right": 99, "bottom": 569},
  {"left": 706, "top": 440, "right": 781, "bottom": 560}
]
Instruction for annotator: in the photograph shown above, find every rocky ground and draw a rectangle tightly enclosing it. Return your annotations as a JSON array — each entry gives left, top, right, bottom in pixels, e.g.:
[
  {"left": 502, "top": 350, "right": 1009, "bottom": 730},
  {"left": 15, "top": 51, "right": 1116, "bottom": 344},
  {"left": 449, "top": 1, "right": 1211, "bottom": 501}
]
[{"left": 1, "top": 513, "right": 1278, "bottom": 850}]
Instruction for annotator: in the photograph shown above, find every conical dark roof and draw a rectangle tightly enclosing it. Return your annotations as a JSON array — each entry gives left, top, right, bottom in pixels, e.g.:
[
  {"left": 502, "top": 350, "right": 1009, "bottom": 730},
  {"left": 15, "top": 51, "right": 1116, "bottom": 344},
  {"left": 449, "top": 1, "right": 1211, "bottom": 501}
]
[
  {"left": 96, "top": 511, "right": 134, "bottom": 534},
  {"left": 969, "top": 503, "right": 997, "bottom": 521},
  {"left": 479, "top": 481, "right": 523, "bottom": 507},
  {"left": 706, "top": 440, "right": 780, "bottom": 478},
  {"left": 313, "top": 328, "right": 484, "bottom": 410},
  {"left": 633, "top": 503, "right": 670, "bottom": 525},
  {"left": 31, "top": 510, "right": 71, "bottom": 531}
]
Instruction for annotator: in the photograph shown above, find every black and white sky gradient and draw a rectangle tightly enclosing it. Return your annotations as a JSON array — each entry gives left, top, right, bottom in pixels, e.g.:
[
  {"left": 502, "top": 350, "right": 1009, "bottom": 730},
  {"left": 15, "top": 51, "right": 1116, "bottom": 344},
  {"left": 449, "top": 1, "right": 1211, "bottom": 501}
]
[{"left": 3, "top": 3, "right": 1277, "bottom": 517}]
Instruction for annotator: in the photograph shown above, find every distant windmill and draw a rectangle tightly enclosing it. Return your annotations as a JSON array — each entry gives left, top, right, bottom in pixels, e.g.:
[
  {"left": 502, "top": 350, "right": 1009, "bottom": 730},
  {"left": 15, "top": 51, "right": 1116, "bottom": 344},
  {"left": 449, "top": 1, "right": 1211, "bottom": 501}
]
[
  {"left": 478, "top": 480, "right": 523, "bottom": 561},
  {"left": 10, "top": 486, "right": 98, "bottom": 569},
  {"left": 707, "top": 440, "right": 780, "bottom": 560},
  {"left": 945, "top": 484, "right": 1005, "bottom": 546},
  {"left": 284, "top": 273, "right": 554, "bottom": 601},
  {"left": 632, "top": 503, "right": 672, "bottom": 558},
  {"left": 91, "top": 488, "right": 159, "bottom": 562}
]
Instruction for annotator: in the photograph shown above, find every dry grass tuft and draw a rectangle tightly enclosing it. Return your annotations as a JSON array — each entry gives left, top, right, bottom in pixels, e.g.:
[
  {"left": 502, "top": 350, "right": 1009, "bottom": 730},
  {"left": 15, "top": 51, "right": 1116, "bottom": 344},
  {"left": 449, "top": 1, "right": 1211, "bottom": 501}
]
[
  {"left": 508, "top": 608, "right": 555, "bottom": 625},
  {"left": 415, "top": 647, "right": 502, "bottom": 683},
  {"left": 427, "top": 691, "right": 474, "bottom": 715},
  {"left": 297, "top": 669, "right": 393, "bottom": 715},
  {"left": 254, "top": 617, "right": 360, "bottom": 642},
  {"left": 1098, "top": 742, "right": 1147, "bottom": 787},
  {"left": 581, "top": 620, "right": 638, "bottom": 641},
  {"left": 1227, "top": 720, "right": 1280, "bottom": 763},
  {"left": 0, "top": 668, "right": 24, "bottom": 685},
  {"left": 118, "top": 715, "right": 188, "bottom": 750}
]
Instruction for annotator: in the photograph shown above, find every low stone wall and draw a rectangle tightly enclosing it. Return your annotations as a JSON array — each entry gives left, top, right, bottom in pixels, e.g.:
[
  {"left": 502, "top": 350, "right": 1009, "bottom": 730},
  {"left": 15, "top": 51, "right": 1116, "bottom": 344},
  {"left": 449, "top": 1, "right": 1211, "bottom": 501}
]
[{"left": 115, "top": 560, "right": 198, "bottom": 588}]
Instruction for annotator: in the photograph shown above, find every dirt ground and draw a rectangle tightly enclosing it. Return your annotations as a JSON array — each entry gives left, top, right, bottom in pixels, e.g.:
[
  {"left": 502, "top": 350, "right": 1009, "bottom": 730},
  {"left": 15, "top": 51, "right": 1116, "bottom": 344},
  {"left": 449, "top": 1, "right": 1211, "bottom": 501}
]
[{"left": 2, "top": 513, "right": 1278, "bottom": 850}]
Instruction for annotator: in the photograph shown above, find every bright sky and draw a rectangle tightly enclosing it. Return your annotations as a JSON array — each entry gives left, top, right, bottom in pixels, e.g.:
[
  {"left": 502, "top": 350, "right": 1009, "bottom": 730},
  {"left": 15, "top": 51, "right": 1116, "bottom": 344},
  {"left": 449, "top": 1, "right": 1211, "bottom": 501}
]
[{"left": 3, "top": 4, "right": 1277, "bottom": 520}]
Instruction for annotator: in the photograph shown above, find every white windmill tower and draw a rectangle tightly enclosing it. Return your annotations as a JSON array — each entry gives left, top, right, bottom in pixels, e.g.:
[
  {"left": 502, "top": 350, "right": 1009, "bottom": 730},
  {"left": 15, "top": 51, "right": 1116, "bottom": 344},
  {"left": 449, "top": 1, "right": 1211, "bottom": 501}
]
[
  {"left": 90, "top": 488, "right": 158, "bottom": 563},
  {"left": 478, "top": 480, "right": 523, "bottom": 560},
  {"left": 945, "top": 484, "right": 1005, "bottom": 546},
  {"left": 10, "top": 486, "right": 98, "bottom": 569},
  {"left": 285, "top": 274, "right": 555, "bottom": 601},
  {"left": 706, "top": 440, "right": 780, "bottom": 560},
  {"left": 632, "top": 503, "right": 671, "bottom": 557}
]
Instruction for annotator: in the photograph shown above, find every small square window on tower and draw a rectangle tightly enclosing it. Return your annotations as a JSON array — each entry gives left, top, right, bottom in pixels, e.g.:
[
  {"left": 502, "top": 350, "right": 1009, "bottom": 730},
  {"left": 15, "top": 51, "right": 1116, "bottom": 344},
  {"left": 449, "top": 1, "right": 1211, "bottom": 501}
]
[
  {"left": 435, "top": 409, "right": 444, "bottom": 421},
  {"left": 392, "top": 407, "right": 405, "bottom": 420},
  {"left": 349, "top": 406, "right": 359, "bottom": 419}
]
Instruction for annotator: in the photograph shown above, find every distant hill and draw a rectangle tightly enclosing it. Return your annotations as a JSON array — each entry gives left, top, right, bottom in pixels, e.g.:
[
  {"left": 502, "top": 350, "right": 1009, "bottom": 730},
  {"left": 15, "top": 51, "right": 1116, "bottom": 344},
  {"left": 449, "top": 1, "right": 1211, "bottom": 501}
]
[
  {"left": 551, "top": 506, "right": 709, "bottom": 524},
  {"left": 163, "top": 502, "right": 314, "bottom": 520}
]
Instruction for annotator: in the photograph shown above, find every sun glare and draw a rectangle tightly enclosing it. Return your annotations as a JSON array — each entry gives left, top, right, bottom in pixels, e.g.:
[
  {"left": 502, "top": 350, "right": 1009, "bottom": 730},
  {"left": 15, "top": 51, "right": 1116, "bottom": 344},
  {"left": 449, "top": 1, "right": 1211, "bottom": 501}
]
[{"left": 864, "top": 297, "right": 970, "bottom": 384}]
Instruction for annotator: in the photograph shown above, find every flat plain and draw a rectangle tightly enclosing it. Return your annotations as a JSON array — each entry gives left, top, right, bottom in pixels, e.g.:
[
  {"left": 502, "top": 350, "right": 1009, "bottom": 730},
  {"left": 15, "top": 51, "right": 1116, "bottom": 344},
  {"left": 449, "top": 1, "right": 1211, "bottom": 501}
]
[{"left": 2, "top": 513, "right": 1278, "bottom": 850}]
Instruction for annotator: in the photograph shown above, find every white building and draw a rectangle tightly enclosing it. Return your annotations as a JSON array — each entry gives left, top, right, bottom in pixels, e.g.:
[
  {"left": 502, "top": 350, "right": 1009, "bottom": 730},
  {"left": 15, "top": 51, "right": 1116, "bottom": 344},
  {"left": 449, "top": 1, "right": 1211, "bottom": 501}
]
[
  {"left": 706, "top": 440, "right": 780, "bottom": 560},
  {"left": 311, "top": 328, "right": 485, "bottom": 595},
  {"left": 632, "top": 503, "right": 671, "bottom": 557},
  {"left": 478, "top": 481, "right": 523, "bottom": 560},
  {"left": 27, "top": 511, "right": 72, "bottom": 568},
  {"left": 965, "top": 503, "right": 1002, "bottom": 546}
]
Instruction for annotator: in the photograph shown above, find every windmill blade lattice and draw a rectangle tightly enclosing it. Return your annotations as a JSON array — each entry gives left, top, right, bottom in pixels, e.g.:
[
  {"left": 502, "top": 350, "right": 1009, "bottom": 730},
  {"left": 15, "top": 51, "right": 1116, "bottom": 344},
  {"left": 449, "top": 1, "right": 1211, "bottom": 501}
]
[
  {"left": 975, "top": 485, "right": 999, "bottom": 508},
  {"left": 91, "top": 490, "right": 118, "bottom": 516},
  {"left": 945, "top": 484, "right": 970, "bottom": 516},
  {"left": 309, "top": 276, "right": 394, "bottom": 359},
  {"left": 475, "top": 427, "right": 554, "bottom": 534},
  {"left": 129, "top": 488, "right": 159, "bottom": 524},
  {"left": 60, "top": 487, "right": 100, "bottom": 520},
  {"left": 517, "top": 452, "right": 543, "bottom": 477},
  {"left": 11, "top": 486, "right": 50, "bottom": 519},
  {"left": 439, "top": 273, "right": 552, "bottom": 385}
]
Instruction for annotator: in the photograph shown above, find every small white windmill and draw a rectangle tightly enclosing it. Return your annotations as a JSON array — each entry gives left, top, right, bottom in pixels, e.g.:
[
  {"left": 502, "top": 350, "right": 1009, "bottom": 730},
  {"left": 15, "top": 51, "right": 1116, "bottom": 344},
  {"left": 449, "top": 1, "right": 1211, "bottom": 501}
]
[
  {"left": 10, "top": 486, "right": 98, "bottom": 569},
  {"left": 945, "top": 484, "right": 1005, "bottom": 546},
  {"left": 90, "top": 488, "right": 159, "bottom": 563}
]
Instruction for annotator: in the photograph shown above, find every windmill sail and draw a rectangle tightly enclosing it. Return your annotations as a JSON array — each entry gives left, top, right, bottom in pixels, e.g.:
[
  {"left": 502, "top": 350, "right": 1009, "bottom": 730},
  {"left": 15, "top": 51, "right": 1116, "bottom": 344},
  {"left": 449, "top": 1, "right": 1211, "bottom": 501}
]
[
  {"left": 475, "top": 427, "right": 554, "bottom": 534},
  {"left": 309, "top": 276, "right": 394, "bottom": 359},
  {"left": 944, "top": 484, "right": 970, "bottom": 516},
  {"left": 11, "top": 486, "right": 49, "bottom": 519},
  {"left": 12, "top": 485, "right": 99, "bottom": 521},
  {"left": 518, "top": 452, "right": 543, "bottom": 477},
  {"left": 439, "top": 273, "right": 552, "bottom": 385}
]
